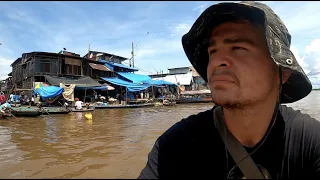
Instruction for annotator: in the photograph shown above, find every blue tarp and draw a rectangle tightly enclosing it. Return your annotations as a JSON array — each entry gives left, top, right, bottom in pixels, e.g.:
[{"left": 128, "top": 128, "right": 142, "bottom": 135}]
[
  {"left": 117, "top": 72, "right": 152, "bottom": 83},
  {"left": 34, "top": 86, "right": 64, "bottom": 100},
  {"left": 101, "top": 77, "right": 150, "bottom": 92},
  {"left": 143, "top": 79, "right": 176, "bottom": 86},
  {"left": 101, "top": 60, "right": 138, "bottom": 71}
]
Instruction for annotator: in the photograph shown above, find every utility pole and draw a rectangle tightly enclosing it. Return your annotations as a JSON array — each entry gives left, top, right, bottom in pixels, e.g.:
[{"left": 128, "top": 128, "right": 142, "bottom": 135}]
[
  {"left": 131, "top": 42, "right": 134, "bottom": 68},
  {"left": 88, "top": 43, "right": 90, "bottom": 58}
]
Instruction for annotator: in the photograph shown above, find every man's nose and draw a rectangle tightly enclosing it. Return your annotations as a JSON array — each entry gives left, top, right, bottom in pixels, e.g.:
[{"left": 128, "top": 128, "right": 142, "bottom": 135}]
[{"left": 208, "top": 50, "right": 232, "bottom": 69}]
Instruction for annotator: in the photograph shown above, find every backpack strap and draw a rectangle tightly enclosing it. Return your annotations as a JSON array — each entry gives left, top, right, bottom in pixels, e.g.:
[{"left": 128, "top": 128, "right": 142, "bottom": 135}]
[{"left": 213, "top": 106, "right": 265, "bottom": 179}]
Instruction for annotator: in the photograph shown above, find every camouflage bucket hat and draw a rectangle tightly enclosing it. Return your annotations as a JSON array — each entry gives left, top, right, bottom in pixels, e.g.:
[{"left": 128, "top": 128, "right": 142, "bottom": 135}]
[{"left": 182, "top": 1, "right": 312, "bottom": 103}]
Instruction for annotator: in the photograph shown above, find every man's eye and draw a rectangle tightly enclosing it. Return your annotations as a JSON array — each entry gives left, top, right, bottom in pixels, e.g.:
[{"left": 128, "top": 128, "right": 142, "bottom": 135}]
[
  {"left": 209, "top": 49, "right": 216, "bottom": 55},
  {"left": 232, "top": 46, "right": 246, "bottom": 50}
]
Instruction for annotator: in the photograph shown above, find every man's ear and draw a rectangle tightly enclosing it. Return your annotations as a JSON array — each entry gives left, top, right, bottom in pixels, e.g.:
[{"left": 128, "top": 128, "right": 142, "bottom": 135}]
[{"left": 281, "top": 68, "right": 292, "bottom": 84}]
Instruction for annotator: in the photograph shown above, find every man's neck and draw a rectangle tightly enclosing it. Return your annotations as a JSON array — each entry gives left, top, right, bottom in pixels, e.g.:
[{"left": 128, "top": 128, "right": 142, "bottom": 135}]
[{"left": 222, "top": 96, "right": 278, "bottom": 148}]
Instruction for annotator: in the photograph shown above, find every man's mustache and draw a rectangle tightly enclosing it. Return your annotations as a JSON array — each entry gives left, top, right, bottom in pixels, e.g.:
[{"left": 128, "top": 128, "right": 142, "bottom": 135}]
[{"left": 209, "top": 70, "right": 239, "bottom": 85}]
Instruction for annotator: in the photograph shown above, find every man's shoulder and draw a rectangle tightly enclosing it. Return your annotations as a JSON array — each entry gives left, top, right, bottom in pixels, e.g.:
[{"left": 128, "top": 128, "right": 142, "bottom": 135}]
[
  {"left": 280, "top": 105, "right": 320, "bottom": 137},
  {"left": 280, "top": 105, "right": 319, "bottom": 125}
]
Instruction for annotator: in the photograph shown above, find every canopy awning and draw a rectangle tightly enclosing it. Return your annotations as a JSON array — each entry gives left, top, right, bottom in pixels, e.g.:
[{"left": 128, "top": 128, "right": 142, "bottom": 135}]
[
  {"left": 75, "top": 84, "right": 115, "bottom": 91},
  {"left": 143, "top": 79, "right": 176, "bottom": 86},
  {"left": 89, "top": 63, "right": 112, "bottom": 72},
  {"left": 152, "top": 72, "right": 193, "bottom": 85},
  {"left": 101, "top": 77, "right": 149, "bottom": 92},
  {"left": 117, "top": 72, "right": 152, "bottom": 83},
  {"left": 103, "top": 61, "right": 138, "bottom": 71},
  {"left": 44, "top": 75, "right": 102, "bottom": 88},
  {"left": 180, "top": 89, "right": 211, "bottom": 95},
  {"left": 34, "top": 85, "right": 64, "bottom": 100}
]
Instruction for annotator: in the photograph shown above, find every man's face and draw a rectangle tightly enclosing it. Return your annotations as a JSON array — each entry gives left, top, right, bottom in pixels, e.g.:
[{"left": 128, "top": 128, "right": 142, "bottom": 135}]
[{"left": 207, "top": 21, "right": 278, "bottom": 109}]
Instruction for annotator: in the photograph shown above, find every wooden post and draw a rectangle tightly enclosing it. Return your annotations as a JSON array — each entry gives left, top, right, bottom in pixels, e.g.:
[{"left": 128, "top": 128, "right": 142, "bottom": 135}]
[
  {"left": 14, "top": 84, "right": 16, "bottom": 107},
  {"left": 83, "top": 87, "right": 87, "bottom": 103},
  {"left": 106, "top": 88, "right": 108, "bottom": 103},
  {"left": 126, "top": 87, "right": 128, "bottom": 105}
]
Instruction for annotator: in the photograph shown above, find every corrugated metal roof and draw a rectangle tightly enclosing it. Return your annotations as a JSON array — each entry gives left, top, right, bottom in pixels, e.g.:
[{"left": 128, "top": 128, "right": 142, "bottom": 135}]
[
  {"left": 89, "top": 63, "right": 112, "bottom": 72},
  {"left": 44, "top": 75, "right": 102, "bottom": 88}
]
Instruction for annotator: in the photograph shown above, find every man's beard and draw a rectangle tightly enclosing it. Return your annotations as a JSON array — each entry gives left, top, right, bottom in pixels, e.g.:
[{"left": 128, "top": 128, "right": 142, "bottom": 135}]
[
  {"left": 214, "top": 99, "right": 254, "bottom": 110},
  {"left": 211, "top": 81, "right": 275, "bottom": 111}
]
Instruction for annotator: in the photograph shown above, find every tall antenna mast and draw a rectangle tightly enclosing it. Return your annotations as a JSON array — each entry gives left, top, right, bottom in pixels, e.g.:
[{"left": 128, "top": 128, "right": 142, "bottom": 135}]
[
  {"left": 131, "top": 42, "right": 135, "bottom": 68},
  {"left": 88, "top": 43, "right": 91, "bottom": 58}
]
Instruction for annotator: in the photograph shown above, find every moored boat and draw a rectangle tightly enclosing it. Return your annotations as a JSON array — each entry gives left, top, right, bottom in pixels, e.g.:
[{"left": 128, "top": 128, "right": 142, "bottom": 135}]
[
  {"left": 11, "top": 106, "right": 42, "bottom": 117},
  {"left": 70, "top": 107, "right": 95, "bottom": 112},
  {"left": 41, "top": 106, "right": 71, "bottom": 115},
  {"left": 92, "top": 103, "right": 154, "bottom": 109},
  {"left": 176, "top": 89, "right": 213, "bottom": 104},
  {"left": 176, "top": 98, "right": 213, "bottom": 104},
  {"left": 162, "top": 99, "right": 176, "bottom": 106}
]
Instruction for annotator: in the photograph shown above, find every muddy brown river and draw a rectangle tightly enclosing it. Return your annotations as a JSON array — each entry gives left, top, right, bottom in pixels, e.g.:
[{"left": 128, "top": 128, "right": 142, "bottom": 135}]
[{"left": 1, "top": 91, "right": 320, "bottom": 178}]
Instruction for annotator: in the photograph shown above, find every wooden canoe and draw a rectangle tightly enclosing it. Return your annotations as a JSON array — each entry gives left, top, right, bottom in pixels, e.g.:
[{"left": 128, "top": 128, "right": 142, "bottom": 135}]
[{"left": 11, "top": 106, "right": 42, "bottom": 117}]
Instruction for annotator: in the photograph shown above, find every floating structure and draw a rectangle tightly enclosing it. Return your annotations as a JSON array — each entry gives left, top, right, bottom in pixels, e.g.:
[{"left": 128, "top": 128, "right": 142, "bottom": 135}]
[{"left": 176, "top": 90, "right": 213, "bottom": 104}]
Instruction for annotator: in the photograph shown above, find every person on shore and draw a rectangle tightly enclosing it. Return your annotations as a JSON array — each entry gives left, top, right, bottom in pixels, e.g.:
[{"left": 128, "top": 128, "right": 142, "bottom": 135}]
[
  {"left": 139, "top": 1, "right": 320, "bottom": 178},
  {"left": 30, "top": 95, "right": 35, "bottom": 106},
  {"left": 93, "top": 90, "right": 98, "bottom": 102},
  {"left": 0, "top": 92, "right": 6, "bottom": 105}
]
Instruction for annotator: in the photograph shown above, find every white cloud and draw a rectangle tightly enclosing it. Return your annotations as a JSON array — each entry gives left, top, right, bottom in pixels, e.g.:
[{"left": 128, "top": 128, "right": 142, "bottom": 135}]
[
  {"left": 290, "top": 39, "right": 320, "bottom": 87},
  {"left": 173, "top": 23, "right": 191, "bottom": 36},
  {"left": 192, "top": 4, "right": 206, "bottom": 15},
  {"left": 259, "top": 1, "right": 276, "bottom": 5},
  {"left": 305, "top": 39, "right": 320, "bottom": 54},
  {"left": 0, "top": 57, "right": 14, "bottom": 80},
  {"left": 290, "top": 46, "right": 310, "bottom": 74}
]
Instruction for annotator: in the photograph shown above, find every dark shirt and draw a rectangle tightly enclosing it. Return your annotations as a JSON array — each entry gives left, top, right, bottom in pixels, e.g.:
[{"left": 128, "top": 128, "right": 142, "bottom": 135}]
[{"left": 138, "top": 105, "right": 320, "bottom": 179}]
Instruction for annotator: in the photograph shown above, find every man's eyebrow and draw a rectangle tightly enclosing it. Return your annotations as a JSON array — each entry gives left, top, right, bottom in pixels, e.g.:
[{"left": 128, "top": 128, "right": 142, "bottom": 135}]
[{"left": 208, "top": 38, "right": 256, "bottom": 47}]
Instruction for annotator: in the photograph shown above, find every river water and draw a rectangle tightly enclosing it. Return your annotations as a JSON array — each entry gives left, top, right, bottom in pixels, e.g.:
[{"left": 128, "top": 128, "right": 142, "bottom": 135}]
[{"left": 0, "top": 91, "right": 320, "bottom": 178}]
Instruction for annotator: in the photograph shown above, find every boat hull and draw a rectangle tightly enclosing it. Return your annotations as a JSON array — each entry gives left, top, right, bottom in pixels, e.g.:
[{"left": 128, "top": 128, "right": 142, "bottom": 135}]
[
  {"left": 41, "top": 107, "right": 71, "bottom": 115},
  {"left": 176, "top": 98, "right": 213, "bottom": 104},
  {"left": 92, "top": 103, "right": 154, "bottom": 109},
  {"left": 11, "top": 107, "right": 42, "bottom": 117},
  {"left": 70, "top": 107, "right": 95, "bottom": 112}
]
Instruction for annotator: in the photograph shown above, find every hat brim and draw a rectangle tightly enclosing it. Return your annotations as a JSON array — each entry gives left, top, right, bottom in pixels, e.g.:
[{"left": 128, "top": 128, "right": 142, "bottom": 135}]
[{"left": 182, "top": 2, "right": 312, "bottom": 103}]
